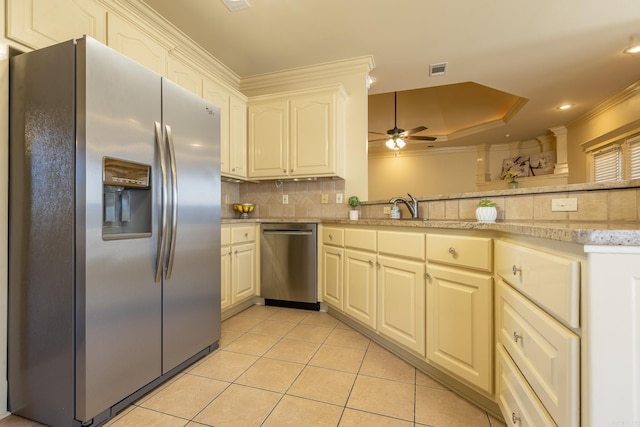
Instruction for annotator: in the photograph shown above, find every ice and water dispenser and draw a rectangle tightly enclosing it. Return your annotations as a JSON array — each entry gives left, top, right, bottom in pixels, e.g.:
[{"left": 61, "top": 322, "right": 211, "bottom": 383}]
[{"left": 102, "top": 157, "right": 152, "bottom": 239}]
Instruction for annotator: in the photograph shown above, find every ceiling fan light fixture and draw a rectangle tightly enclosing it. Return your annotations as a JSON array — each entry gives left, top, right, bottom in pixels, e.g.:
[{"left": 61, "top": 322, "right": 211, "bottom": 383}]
[
  {"left": 386, "top": 138, "right": 396, "bottom": 149},
  {"left": 624, "top": 35, "right": 640, "bottom": 54},
  {"left": 396, "top": 138, "right": 406, "bottom": 148}
]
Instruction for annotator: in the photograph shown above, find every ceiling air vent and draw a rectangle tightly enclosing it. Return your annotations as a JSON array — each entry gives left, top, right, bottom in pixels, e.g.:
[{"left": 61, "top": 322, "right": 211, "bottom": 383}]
[
  {"left": 221, "top": 0, "right": 251, "bottom": 11},
  {"left": 429, "top": 62, "right": 447, "bottom": 77}
]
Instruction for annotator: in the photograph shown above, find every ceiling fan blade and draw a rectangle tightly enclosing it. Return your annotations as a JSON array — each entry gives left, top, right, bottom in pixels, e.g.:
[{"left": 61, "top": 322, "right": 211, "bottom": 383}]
[
  {"left": 368, "top": 131, "right": 389, "bottom": 135},
  {"left": 406, "top": 135, "right": 437, "bottom": 141},
  {"left": 404, "top": 126, "right": 428, "bottom": 135},
  {"left": 368, "top": 137, "right": 390, "bottom": 143}
]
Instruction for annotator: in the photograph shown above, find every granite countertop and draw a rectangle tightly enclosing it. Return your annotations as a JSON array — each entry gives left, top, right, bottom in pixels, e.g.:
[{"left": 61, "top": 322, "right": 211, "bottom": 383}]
[{"left": 222, "top": 217, "right": 640, "bottom": 246}]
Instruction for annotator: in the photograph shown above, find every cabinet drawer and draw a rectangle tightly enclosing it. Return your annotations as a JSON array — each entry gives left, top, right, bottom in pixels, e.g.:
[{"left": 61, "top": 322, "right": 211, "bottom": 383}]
[
  {"left": 427, "top": 234, "right": 492, "bottom": 272},
  {"left": 378, "top": 230, "right": 425, "bottom": 261},
  {"left": 322, "top": 226, "right": 344, "bottom": 246},
  {"left": 221, "top": 226, "right": 231, "bottom": 246},
  {"left": 232, "top": 225, "right": 256, "bottom": 243},
  {"left": 496, "top": 345, "right": 557, "bottom": 427},
  {"left": 344, "top": 228, "right": 377, "bottom": 252},
  {"left": 496, "top": 280, "right": 579, "bottom": 427},
  {"left": 495, "top": 240, "right": 580, "bottom": 328}
]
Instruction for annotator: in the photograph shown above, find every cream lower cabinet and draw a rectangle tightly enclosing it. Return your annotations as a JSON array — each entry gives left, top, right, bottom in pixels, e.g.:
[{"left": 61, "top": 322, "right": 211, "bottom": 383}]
[
  {"left": 221, "top": 224, "right": 258, "bottom": 314},
  {"left": 320, "top": 226, "right": 345, "bottom": 310},
  {"left": 426, "top": 233, "right": 493, "bottom": 394},
  {"left": 377, "top": 255, "right": 426, "bottom": 356},
  {"left": 343, "top": 248, "right": 377, "bottom": 329}
]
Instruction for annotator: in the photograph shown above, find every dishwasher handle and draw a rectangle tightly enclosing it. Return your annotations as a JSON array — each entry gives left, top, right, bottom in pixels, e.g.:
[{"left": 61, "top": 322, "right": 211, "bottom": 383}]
[{"left": 262, "top": 229, "right": 314, "bottom": 236}]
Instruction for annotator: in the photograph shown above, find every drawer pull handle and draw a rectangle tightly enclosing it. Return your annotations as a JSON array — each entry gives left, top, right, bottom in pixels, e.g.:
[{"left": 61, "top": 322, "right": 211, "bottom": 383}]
[
  {"left": 511, "top": 412, "right": 520, "bottom": 424},
  {"left": 512, "top": 265, "right": 522, "bottom": 275},
  {"left": 368, "top": 260, "right": 374, "bottom": 266},
  {"left": 513, "top": 331, "right": 523, "bottom": 343},
  {"left": 448, "top": 247, "right": 456, "bottom": 255},
  {"left": 329, "top": 234, "right": 333, "bottom": 240}
]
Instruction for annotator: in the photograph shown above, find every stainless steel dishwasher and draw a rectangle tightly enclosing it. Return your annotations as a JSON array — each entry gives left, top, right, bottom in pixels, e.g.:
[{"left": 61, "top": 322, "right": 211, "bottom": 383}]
[{"left": 260, "top": 223, "right": 319, "bottom": 310}]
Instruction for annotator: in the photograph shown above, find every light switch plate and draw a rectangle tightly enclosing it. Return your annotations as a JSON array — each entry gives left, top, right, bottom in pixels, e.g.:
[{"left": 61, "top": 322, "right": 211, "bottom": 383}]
[
  {"left": 283, "top": 194, "right": 288, "bottom": 204},
  {"left": 551, "top": 197, "right": 578, "bottom": 211},
  {"left": 383, "top": 206, "right": 391, "bottom": 214},
  {"left": 321, "top": 194, "right": 329, "bottom": 204},
  {"left": 336, "top": 193, "right": 343, "bottom": 204}
]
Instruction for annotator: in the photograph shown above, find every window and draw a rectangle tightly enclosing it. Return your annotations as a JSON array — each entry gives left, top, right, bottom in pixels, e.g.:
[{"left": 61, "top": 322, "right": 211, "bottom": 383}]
[
  {"left": 592, "top": 146, "right": 622, "bottom": 182},
  {"left": 627, "top": 136, "right": 640, "bottom": 180}
]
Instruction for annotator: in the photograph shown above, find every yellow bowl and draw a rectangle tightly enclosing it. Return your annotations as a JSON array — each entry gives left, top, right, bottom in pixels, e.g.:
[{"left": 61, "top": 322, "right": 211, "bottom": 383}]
[{"left": 233, "top": 203, "right": 255, "bottom": 214}]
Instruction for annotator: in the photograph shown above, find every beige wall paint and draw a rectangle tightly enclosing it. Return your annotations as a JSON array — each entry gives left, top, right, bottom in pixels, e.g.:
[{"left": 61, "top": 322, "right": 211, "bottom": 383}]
[{"left": 368, "top": 147, "right": 478, "bottom": 200}]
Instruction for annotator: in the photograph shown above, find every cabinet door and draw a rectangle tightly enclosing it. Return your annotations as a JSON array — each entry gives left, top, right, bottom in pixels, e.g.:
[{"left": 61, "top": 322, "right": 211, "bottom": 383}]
[
  {"left": 168, "top": 55, "right": 203, "bottom": 96},
  {"left": 7, "top": 0, "right": 106, "bottom": 49},
  {"left": 229, "top": 93, "right": 248, "bottom": 178},
  {"left": 232, "top": 242, "right": 257, "bottom": 303},
  {"left": 343, "top": 249, "right": 376, "bottom": 329},
  {"left": 248, "top": 100, "right": 289, "bottom": 178},
  {"left": 220, "top": 246, "right": 232, "bottom": 310},
  {"left": 107, "top": 13, "right": 167, "bottom": 75},
  {"left": 203, "top": 81, "right": 231, "bottom": 174},
  {"left": 426, "top": 264, "right": 493, "bottom": 393},
  {"left": 377, "top": 255, "right": 426, "bottom": 356},
  {"left": 321, "top": 246, "right": 344, "bottom": 310},
  {"left": 290, "top": 92, "right": 334, "bottom": 176}
]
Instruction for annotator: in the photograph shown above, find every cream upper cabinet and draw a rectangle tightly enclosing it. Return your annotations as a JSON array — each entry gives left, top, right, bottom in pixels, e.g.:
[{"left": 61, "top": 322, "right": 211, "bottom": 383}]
[
  {"left": 248, "top": 85, "right": 347, "bottom": 180},
  {"left": 228, "top": 93, "right": 248, "bottom": 178},
  {"left": 7, "top": 0, "right": 107, "bottom": 48},
  {"left": 106, "top": 13, "right": 168, "bottom": 76},
  {"left": 203, "top": 82, "right": 231, "bottom": 174},
  {"left": 168, "top": 54, "right": 203, "bottom": 97}
]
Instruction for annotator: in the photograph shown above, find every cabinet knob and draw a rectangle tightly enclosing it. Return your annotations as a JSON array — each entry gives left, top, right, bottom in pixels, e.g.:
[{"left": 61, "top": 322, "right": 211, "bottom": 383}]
[
  {"left": 448, "top": 247, "right": 456, "bottom": 256},
  {"left": 513, "top": 331, "right": 523, "bottom": 343},
  {"left": 234, "top": 250, "right": 238, "bottom": 255},
  {"left": 245, "top": 232, "right": 249, "bottom": 238},
  {"left": 512, "top": 265, "right": 522, "bottom": 275},
  {"left": 290, "top": 168, "right": 293, "bottom": 173},
  {"left": 232, "top": 167, "right": 236, "bottom": 172},
  {"left": 329, "top": 234, "right": 333, "bottom": 240},
  {"left": 511, "top": 412, "right": 520, "bottom": 424},
  {"left": 283, "top": 169, "right": 287, "bottom": 173},
  {"left": 425, "top": 273, "right": 432, "bottom": 280},
  {"left": 368, "top": 260, "right": 374, "bottom": 266}
]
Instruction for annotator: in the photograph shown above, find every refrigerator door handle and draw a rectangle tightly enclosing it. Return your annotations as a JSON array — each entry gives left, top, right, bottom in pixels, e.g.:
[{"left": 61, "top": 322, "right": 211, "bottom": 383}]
[
  {"left": 154, "top": 121, "right": 169, "bottom": 283},
  {"left": 165, "top": 124, "right": 179, "bottom": 280}
]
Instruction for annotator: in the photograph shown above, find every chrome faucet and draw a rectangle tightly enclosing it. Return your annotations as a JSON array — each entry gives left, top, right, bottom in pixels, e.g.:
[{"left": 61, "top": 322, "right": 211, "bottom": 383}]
[{"left": 389, "top": 193, "right": 419, "bottom": 219}]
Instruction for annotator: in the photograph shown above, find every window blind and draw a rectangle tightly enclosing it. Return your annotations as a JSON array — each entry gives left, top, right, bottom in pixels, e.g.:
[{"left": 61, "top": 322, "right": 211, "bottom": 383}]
[
  {"left": 593, "top": 146, "right": 621, "bottom": 182},
  {"left": 627, "top": 137, "right": 640, "bottom": 180}
]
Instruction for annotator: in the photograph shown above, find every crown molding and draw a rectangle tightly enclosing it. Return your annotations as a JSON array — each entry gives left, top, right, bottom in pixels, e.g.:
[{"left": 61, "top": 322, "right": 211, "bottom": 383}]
[{"left": 569, "top": 79, "right": 640, "bottom": 128}]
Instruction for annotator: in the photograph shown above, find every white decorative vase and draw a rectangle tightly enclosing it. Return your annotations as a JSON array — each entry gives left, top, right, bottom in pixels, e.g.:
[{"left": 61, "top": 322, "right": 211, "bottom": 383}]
[
  {"left": 349, "top": 209, "right": 359, "bottom": 220},
  {"left": 475, "top": 206, "right": 497, "bottom": 223}
]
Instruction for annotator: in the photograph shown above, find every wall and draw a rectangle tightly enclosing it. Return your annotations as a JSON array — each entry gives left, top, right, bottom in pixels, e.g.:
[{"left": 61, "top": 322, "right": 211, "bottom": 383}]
[
  {"left": 567, "top": 81, "right": 640, "bottom": 183},
  {"left": 222, "top": 179, "right": 349, "bottom": 220}
]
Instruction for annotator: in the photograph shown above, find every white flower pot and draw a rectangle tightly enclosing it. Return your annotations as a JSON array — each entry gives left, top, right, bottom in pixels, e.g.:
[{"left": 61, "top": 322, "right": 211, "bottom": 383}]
[
  {"left": 349, "top": 209, "right": 359, "bottom": 220},
  {"left": 475, "top": 206, "right": 497, "bottom": 223}
]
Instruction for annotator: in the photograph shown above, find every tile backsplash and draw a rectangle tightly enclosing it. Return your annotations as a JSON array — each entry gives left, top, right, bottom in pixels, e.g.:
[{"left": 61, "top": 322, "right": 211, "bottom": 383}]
[{"left": 222, "top": 179, "right": 349, "bottom": 219}]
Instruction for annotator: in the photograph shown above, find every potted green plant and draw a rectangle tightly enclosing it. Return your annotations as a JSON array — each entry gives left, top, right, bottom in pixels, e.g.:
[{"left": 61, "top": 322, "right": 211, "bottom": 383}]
[
  {"left": 348, "top": 196, "right": 360, "bottom": 220},
  {"left": 476, "top": 199, "right": 497, "bottom": 223},
  {"left": 501, "top": 170, "right": 520, "bottom": 189}
]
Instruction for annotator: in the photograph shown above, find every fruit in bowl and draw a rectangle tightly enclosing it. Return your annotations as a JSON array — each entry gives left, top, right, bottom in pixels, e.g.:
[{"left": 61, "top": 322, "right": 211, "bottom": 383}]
[{"left": 232, "top": 203, "right": 255, "bottom": 218}]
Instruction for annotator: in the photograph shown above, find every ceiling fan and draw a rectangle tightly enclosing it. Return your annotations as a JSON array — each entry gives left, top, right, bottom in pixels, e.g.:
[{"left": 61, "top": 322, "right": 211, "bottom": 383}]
[{"left": 368, "top": 92, "right": 436, "bottom": 150}]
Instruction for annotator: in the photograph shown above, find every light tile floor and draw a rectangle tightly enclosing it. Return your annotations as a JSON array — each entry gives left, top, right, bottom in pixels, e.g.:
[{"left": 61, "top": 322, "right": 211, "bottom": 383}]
[{"left": 1, "top": 305, "right": 508, "bottom": 427}]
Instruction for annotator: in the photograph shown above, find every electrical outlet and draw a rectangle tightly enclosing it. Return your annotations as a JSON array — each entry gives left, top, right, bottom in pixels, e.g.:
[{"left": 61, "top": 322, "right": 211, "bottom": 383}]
[
  {"left": 383, "top": 206, "right": 391, "bottom": 214},
  {"left": 336, "top": 193, "right": 343, "bottom": 204},
  {"left": 551, "top": 197, "right": 578, "bottom": 211},
  {"left": 321, "top": 194, "right": 329, "bottom": 204},
  {"left": 224, "top": 194, "right": 231, "bottom": 204},
  {"left": 283, "top": 194, "right": 289, "bottom": 204}
]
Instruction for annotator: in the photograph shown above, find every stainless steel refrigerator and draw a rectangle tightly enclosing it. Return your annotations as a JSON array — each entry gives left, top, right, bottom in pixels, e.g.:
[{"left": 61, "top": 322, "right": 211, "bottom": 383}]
[{"left": 8, "top": 36, "right": 221, "bottom": 427}]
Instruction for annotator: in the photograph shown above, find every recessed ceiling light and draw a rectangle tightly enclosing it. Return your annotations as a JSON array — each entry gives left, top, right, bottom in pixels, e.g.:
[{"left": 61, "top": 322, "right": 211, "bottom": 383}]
[
  {"left": 556, "top": 103, "right": 574, "bottom": 110},
  {"left": 221, "top": 0, "right": 251, "bottom": 12}
]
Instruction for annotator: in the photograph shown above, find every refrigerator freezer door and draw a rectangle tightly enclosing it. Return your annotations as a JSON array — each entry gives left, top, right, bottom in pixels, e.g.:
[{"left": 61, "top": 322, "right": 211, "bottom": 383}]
[
  {"left": 77, "top": 37, "right": 163, "bottom": 421},
  {"left": 161, "top": 79, "right": 221, "bottom": 373}
]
